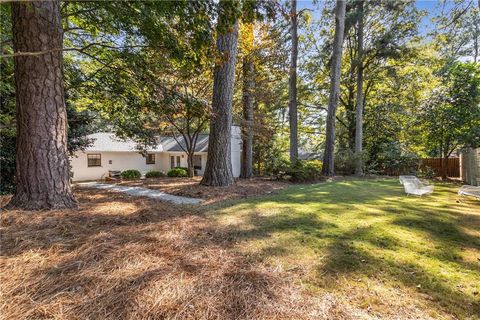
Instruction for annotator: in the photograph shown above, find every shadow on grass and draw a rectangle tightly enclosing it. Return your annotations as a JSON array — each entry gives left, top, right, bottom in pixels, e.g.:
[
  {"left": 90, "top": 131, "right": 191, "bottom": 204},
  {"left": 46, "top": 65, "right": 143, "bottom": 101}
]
[
  {"left": 213, "top": 179, "right": 480, "bottom": 318},
  {"left": 317, "top": 226, "right": 480, "bottom": 317}
]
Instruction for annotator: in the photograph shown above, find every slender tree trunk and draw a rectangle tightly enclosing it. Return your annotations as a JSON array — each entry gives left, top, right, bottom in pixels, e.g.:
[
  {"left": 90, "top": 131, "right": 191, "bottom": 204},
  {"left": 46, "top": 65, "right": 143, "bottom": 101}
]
[
  {"left": 441, "top": 143, "right": 450, "bottom": 180},
  {"left": 289, "top": 0, "right": 299, "bottom": 163},
  {"left": 354, "top": 1, "right": 365, "bottom": 176},
  {"left": 201, "top": 6, "right": 239, "bottom": 186},
  {"left": 322, "top": 0, "right": 347, "bottom": 177},
  {"left": 187, "top": 151, "right": 195, "bottom": 178},
  {"left": 442, "top": 155, "right": 449, "bottom": 180},
  {"left": 7, "top": 1, "right": 77, "bottom": 210},
  {"left": 240, "top": 23, "right": 254, "bottom": 179},
  {"left": 474, "top": 1, "right": 479, "bottom": 63}
]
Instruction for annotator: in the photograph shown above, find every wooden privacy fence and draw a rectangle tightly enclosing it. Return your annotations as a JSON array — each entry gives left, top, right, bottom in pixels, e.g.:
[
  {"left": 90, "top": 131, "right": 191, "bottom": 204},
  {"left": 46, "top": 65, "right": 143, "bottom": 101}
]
[{"left": 420, "top": 158, "right": 460, "bottom": 178}]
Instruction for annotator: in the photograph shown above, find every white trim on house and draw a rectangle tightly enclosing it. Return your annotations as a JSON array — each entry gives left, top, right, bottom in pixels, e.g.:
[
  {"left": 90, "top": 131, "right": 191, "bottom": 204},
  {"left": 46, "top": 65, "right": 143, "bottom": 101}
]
[{"left": 70, "top": 126, "right": 241, "bottom": 181}]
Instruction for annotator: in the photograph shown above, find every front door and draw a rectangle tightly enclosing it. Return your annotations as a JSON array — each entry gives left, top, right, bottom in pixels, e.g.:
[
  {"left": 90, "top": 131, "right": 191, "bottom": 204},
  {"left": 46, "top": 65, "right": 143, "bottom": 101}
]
[{"left": 170, "top": 155, "right": 181, "bottom": 168}]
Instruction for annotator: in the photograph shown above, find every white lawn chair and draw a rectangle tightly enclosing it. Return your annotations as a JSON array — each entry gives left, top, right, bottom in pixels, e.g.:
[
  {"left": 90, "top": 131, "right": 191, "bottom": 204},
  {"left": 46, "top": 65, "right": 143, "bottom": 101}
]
[
  {"left": 402, "top": 177, "right": 434, "bottom": 196},
  {"left": 399, "top": 175, "right": 417, "bottom": 185},
  {"left": 458, "top": 185, "right": 480, "bottom": 199}
]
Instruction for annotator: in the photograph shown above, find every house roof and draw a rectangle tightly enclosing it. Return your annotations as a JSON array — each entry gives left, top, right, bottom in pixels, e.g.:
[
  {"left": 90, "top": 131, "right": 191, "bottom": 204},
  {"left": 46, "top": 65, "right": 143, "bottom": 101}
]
[
  {"left": 298, "top": 149, "right": 322, "bottom": 161},
  {"left": 83, "top": 132, "right": 209, "bottom": 153},
  {"left": 159, "top": 135, "right": 209, "bottom": 152}
]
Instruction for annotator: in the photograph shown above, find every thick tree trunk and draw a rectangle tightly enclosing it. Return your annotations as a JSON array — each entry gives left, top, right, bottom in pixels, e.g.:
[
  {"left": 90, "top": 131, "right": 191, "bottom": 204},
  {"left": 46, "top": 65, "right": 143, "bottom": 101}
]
[
  {"left": 322, "top": 0, "right": 347, "bottom": 177},
  {"left": 201, "top": 13, "right": 239, "bottom": 186},
  {"left": 7, "top": 1, "right": 77, "bottom": 210},
  {"left": 354, "top": 1, "right": 365, "bottom": 176},
  {"left": 289, "top": 0, "right": 299, "bottom": 163},
  {"left": 240, "top": 24, "right": 254, "bottom": 179}
]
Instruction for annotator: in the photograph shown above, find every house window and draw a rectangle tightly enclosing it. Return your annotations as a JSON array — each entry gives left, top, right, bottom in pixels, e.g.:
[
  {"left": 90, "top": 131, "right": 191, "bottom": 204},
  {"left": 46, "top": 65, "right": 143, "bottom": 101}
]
[
  {"left": 87, "top": 154, "right": 101, "bottom": 167},
  {"left": 170, "top": 156, "right": 175, "bottom": 169},
  {"left": 194, "top": 155, "right": 202, "bottom": 170},
  {"left": 176, "top": 156, "right": 181, "bottom": 167},
  {"left": 146, "top": 154, "right": 155, "bottom": 164}
]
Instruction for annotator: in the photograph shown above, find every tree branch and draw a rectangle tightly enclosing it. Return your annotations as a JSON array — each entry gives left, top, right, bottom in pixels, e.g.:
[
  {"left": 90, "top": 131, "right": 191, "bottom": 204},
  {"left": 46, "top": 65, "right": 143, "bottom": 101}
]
[{"left": 1, "top": 43, "right": 159, "bottom": 59}]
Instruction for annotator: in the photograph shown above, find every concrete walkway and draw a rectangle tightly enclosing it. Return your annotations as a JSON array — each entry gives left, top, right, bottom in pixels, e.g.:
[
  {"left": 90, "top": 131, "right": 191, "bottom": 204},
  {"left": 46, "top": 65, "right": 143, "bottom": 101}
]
[{"left": 77, "top": 182, "right": 203, "bottom": 205}]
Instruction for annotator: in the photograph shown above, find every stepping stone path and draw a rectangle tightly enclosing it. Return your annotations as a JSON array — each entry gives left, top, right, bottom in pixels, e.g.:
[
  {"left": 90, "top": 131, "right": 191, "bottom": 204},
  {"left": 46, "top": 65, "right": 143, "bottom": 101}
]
[{"left": 77, "top": 182, "right": 203, "bottom": 205}]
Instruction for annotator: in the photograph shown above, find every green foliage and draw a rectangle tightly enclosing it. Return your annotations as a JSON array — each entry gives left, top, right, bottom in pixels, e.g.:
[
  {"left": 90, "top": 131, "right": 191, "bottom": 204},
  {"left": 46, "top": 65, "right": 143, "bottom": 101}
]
[
  {"left": 268, "top": 159, "right": 323, "bottom": 182},
  {"left": 286, "top": 160, "right": 323, "bottom": 182},
  {"left": 367, "top": 141, "right": 419, "bottom": 175},
  {"left": 0, "top": 4, "right": 15, "bottom": 194},
  {"left": 334, "top": 149, "right": 356, "bottom": 175},
  {"left": 417, "top": 166, "right": 436, "bottom": 179},
  {"left": 432, "top": 0, "right": 480, "bottom": 63},
  {"left": 264, "top": 157, "right": 290, "bottom": 179},
  {"left": 420, "top": 62, "right": 480, "bottom": 157},
  {"left": 167, "top": 167, "right": 188, "bottom": 177},
  {"left": 336, "top": 149, "right": 369, "bottom": 175},
  {"left": 121, "top": 169, "right": 141, "bottom": 179},
  {"left": 145, "top": 170, "right": 165, "bottom": 178},
  {"left": 0, "top": 129, "right": 15, "bottom": 194}
]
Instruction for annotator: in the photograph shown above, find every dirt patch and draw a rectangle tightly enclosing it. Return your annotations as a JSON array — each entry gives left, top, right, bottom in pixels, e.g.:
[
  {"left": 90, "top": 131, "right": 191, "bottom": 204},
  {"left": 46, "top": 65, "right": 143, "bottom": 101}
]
[
  {"left": 0, "top": 188, "right": 362, "bottom": 320},
  {"left": 105, "top": 177, "right": 289, "bottom": 204}
]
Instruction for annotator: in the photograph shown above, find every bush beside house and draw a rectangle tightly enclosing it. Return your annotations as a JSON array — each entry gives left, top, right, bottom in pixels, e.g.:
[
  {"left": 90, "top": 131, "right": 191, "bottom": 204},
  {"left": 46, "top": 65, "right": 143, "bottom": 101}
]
[
  {"left": 121, "top": 170, "right": 141, "bottom": 179},
  {"left": 145, "top": 170, "right": 165, "bottom": 178},
  {"left": 167, "top": 167, "right": 188, "bottom": 177}
]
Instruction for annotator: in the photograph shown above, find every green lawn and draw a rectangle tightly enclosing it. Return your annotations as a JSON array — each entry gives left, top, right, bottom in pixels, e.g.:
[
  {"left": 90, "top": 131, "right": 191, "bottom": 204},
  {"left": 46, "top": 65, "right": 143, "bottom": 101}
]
[{"left": 210, "top": 179, "right": 480, "bottom": 319}]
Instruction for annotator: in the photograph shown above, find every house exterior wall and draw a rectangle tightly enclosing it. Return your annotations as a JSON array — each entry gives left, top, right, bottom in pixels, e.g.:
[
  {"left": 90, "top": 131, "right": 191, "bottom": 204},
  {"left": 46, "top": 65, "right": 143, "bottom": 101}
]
[
  {"left": 70, "top": 151, "right": 162, "bottom": 181},
  {"left": 163, "top": 152, "right": 208, "bottom": 176},
  {"left": 231, "top": 125, "right": 242, "bottom": 178},
  {"left": 460, "top": 148, "right": 480, "bottom": 186},
  {"left": 70, "top": 127, "right": 242, "bottom": 181}
]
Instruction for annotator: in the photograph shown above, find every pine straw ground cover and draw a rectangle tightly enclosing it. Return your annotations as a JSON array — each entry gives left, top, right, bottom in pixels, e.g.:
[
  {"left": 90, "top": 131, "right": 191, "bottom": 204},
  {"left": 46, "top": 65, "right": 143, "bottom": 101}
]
[
  {"left": 110, "top": 177, "right": 288, "bottom": 204},
  {"left": 1, "top": 188, "right": 359, "bottom": 320}
]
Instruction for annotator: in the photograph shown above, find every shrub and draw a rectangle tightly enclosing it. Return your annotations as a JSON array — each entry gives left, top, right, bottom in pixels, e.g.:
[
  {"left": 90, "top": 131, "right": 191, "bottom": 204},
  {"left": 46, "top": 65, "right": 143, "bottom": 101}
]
[
  {"left": 369, "top": 141, "right": 418, "bottom": 175},
  {"left": 286, "top": 160, "right": 323, "bottom": 182},
  {"left": 417, "top": 166, "right": 436, "bottom": 179},
  {"left": 267, "top": 158, "right": 291, "bottom": 179},
  {"left": 145, "top": 170, "right": 165, "bottom": 178},
  {"left": 334, "top": 149, "right": 364, "bottom": 175},
  {"left": 167, "top": 167, "right": 188, "bottom": 177},
  {"left": 121, "top": 169, "right": 141, "bottom": 179}
]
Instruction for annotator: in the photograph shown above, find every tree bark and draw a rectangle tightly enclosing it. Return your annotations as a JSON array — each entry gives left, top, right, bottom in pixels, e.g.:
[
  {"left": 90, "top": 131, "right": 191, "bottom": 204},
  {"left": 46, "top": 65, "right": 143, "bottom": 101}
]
[
  {"left": 240, "top": 23, "right": 254, "bottom": 179},
  {"left": 474, "top": 0, "right": 479, "bottom": 63},
  {"left": 187, "top": 151, "right": 195, "bottom": 178},
  {"left": 201, "top": 10, "right": 239, "bottom": 186},
  {"left": 322, "top": 0, "right": 347, "bottom": 177},
  {"left": 354, "top": 1, "right": 365, "bottom": 176},
  {"left": 289, "top": 0, "right": 299, "bottom": 163},
  {"left": 7, "top": 1, "right": 77, "bottom": 210}
]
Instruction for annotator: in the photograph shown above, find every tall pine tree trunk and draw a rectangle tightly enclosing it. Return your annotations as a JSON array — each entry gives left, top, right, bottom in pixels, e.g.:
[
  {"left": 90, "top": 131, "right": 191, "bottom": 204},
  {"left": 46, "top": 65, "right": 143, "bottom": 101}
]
[
  {"left": 474, "top": 0, "right": 479, "bottom": 63},
  {"left": 240, "top": 23, "right": 254, "bottom": 179},
  {"left": 322, "top": 0, "right": 346, "bottom": 177},
  {"left": 7, "top": 1, "right": 77, "bottom": 210},
  {"left": 354, "top": 0, "right": 365, "bottom": 176},
  {"left": 289, "top": 0, "right": 299, "bottom": 163},
  {"left": 201, "top": 4, "right": 239, "bottom": 186}
]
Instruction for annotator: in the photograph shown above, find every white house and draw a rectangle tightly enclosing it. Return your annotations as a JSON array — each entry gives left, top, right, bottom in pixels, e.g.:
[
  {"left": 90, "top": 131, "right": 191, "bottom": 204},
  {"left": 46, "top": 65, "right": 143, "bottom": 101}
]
[{"left": 70, "top": 126, "right": 242, "bottom": 181}]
